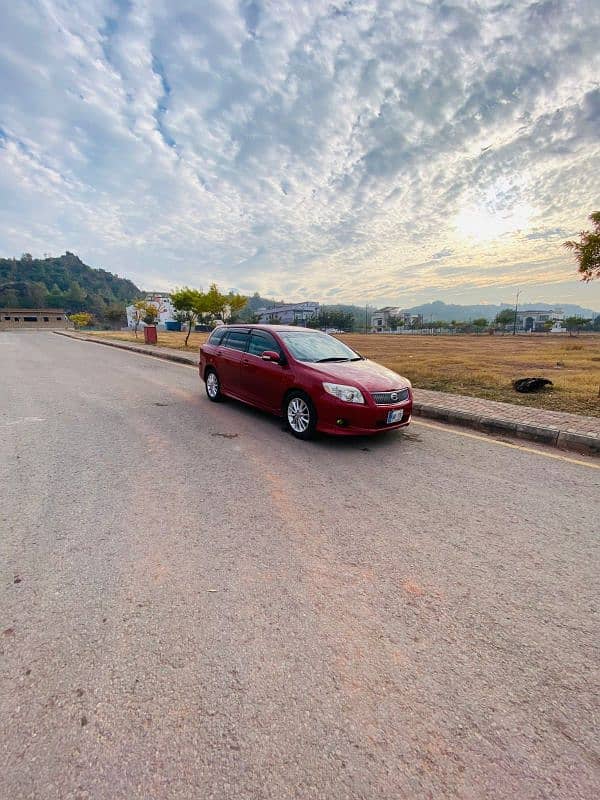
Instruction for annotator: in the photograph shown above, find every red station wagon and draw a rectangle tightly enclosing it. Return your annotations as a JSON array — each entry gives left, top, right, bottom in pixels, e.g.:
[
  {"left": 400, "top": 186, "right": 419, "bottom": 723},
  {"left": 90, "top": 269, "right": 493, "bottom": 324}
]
[{"left": 199, "top": 325, "right": 413, "bottom": 439}]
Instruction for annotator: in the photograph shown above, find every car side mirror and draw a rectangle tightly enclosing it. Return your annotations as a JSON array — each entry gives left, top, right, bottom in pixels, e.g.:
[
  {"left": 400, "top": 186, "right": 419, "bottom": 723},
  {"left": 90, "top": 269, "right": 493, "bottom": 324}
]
[{"left": 261, "top": 350, "right": 280, "bottom": 363}]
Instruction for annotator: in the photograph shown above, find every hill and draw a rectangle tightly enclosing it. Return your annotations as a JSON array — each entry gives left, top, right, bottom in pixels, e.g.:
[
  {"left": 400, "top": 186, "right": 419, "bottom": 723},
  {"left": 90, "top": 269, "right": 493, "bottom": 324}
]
[
  {"left": 0, "top": 252, "right": 142, "bottom": 320},
  {"left": 404, "top": 300, "right": 598, "bottom": 323},
  {"left": 237, "top": 292, "right": 285, "bottom": 321}
]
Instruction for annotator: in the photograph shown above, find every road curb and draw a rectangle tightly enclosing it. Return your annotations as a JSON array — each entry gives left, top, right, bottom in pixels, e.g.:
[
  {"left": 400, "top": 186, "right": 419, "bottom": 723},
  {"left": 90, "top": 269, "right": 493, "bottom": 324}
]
[
  {"left": 555, "top": 431, "right": 600, "bottom": 457},
  {"left": 412, "top": 402, "right": 598, "bottom": 455},
  {"left": 56, "top": 331, "right": 599, "bottom": 458},
  {"left": 54, "top": 330, "right": 198, "bottom": 366}
]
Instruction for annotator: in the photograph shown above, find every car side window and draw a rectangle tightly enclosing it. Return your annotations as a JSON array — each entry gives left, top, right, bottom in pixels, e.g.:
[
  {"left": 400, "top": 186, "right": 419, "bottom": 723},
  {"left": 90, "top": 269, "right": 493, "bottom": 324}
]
[
  {"left": 248, "top": 331, "right": 282, "bottom": 357},
  {"left": 208, "top": 327, "right": 226, "bottom": 346},
  {"left": 222, "top": 329, "right": 249, "bottom": 352}
]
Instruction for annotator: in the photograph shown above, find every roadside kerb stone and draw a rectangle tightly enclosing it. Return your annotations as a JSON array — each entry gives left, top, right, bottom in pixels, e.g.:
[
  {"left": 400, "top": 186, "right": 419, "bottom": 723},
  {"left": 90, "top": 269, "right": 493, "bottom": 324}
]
[
  {"left": 557, "top": 431, "right": 600, "bottom": 456},
  {"left": 54, "top": 330, "right": 198, "bottom": 366},
  {"left": 411, "top": 403, "right": 482, "bottom": 431},
  {"left": 54, "top": 331, "right": 600, "bottom": 457}
]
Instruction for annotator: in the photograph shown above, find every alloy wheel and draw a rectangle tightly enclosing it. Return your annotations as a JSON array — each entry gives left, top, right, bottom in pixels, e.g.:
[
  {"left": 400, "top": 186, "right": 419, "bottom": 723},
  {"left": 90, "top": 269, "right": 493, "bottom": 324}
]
[
  {"left": 287, "top": 396, "right": 310, "bottom": 433},
  {"left": 206, "top": 371, "right": 219, "bottom": 399}
]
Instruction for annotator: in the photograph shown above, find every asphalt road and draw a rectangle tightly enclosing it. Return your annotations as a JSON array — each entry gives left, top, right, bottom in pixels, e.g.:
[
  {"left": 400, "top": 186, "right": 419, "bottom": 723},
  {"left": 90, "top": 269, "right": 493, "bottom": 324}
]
[{"left": 1, "top": 332, "right": 599, "bottom": 800}]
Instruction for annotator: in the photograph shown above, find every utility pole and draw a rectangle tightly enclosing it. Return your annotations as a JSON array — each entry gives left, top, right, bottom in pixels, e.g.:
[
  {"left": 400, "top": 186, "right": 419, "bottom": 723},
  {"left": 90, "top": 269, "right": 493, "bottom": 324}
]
[
  {"left": 512, "top": 289, "right": 520, "bottom": 336},
  {"left": 365, "top": 304, "right": 368, "bottom": 335}
]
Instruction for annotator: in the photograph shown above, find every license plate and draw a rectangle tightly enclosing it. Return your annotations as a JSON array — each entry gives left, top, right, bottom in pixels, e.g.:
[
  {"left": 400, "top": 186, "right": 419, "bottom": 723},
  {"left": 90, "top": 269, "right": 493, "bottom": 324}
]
[{"left": 386, "top": 409, "right": 403, "bottom": 424}]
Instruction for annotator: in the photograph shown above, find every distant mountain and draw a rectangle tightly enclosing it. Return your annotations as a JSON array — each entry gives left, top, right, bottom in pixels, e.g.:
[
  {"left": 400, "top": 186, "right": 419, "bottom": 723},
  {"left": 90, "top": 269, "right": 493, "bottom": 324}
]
[
  {"left": 239, "top": 295, "right": 598, "bottom": 326},
  {"left": 0, "top": 252, "right": 142, "bottom": 319},
  {"left": 403, "top": 300, "right": 599, "bottom": 322}
]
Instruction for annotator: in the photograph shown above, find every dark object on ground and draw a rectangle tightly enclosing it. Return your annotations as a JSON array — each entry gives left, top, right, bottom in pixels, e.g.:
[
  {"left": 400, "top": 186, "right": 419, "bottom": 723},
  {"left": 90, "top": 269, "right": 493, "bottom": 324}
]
[{"left": 513, "top": 377, "right": 553, "bottom": 393}]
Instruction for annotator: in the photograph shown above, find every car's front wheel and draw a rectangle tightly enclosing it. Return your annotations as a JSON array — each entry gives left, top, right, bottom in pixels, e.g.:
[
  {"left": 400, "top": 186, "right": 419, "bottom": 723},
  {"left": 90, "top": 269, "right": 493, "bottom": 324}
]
[
  {"left": 205, "top": 368, "right": 223, "bottom": 402},
  {"left": 285, "top": 391, "right": 317, "bottom": 440}
]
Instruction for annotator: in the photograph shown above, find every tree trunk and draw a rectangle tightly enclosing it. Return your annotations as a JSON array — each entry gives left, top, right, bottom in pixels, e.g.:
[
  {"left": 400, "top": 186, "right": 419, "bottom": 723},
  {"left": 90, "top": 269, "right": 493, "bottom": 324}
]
[{"left": 184, "top": 315, "right": 194, "bottom": 346}]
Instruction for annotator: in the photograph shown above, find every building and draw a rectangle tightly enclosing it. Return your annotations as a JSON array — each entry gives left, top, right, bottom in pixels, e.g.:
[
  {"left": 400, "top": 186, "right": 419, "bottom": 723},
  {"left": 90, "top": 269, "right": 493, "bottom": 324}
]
[
  {"left": 0, "top": 309, "right": 69, "bottom": 330},
  {"left": 371, "top": 307, "right": 423, "bottom": 332},
  {"left": 515, "top": 309, "right": 564, "bottom": 332},
  {"left": 126, "top": 293, "right": 176, "bottom": 330},
  {"left": 371, "top": 307, "right": 399, "bottom": 332},
  {"left": 257, "top": 302, "right": 319, "bottom": 325}
]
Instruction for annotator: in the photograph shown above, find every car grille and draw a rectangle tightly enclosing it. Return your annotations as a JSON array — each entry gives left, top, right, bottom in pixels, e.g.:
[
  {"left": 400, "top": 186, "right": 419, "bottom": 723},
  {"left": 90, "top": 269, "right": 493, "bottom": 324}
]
[{"left": 371, "top": 388, "right": 410, "bottom": 405}]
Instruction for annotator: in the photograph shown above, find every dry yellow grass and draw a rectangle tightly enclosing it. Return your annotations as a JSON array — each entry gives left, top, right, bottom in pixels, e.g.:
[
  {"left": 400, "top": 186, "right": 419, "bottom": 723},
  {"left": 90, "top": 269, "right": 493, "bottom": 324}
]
[
  {"left": 88, "top": 330, "right": 600, "bottom": 417},
  {"left": 341, "top": 333, "right": 600, "bottom": 417},
  {"left": 88, "top": 329, "right": 209, "bottom": 351}
]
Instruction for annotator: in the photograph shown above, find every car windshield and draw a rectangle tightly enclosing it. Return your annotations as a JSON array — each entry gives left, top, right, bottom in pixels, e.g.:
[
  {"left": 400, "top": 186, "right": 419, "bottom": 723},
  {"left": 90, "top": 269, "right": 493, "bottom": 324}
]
[{"left": 278, "top": 331, "right": 362, "bottom": 363}]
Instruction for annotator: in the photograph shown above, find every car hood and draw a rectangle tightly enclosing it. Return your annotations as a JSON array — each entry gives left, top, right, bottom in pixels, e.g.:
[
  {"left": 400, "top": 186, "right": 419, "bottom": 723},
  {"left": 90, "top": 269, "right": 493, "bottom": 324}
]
[{"left": 304, "top": 359, "right": 411, "bottom": 392}]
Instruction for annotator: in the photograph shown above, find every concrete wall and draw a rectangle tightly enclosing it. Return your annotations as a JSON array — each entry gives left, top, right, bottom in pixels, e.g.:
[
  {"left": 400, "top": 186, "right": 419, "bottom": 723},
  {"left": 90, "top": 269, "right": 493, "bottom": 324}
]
[{"left": 0, "top": 310, "right": 69, "bottom": 330}]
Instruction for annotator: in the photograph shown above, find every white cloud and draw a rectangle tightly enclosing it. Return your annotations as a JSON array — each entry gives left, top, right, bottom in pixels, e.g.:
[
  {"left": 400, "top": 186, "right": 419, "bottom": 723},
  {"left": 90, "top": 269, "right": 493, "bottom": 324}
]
[{"left": 0, "top": 0, "right": 599, "bottom": 307}]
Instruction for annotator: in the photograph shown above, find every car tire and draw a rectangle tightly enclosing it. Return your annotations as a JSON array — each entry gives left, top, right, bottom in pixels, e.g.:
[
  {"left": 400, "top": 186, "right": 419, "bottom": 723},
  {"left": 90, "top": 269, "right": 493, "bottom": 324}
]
[
  {"left": 285, "top": 391, "right": 317, "bottom": 440},
  {"left": 205, "top": 368, "right": 224, "bottom": 402}
]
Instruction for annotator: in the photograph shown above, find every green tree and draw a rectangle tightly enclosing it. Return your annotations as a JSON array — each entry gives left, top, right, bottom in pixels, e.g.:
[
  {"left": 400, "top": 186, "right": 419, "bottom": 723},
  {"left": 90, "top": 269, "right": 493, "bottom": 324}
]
[
  {"left": 564, "top": 316, "right": 589, "bottom": 335},
  {"left": 472, "top": 317, "right": 488, "bottom": 333},
  {"left": 1, "top": 288, "right": 19, "bottom": 306},
  {"left": 338, "top": 311, "right": 355, "bottom": 331},
  {"left": 25, "top": 281, "right": 48, "bottom": 307},
  {"left": 202, "top": 283, "right": 248, "bottom": 322},
  {"left": 173, "top": 310, "right": 188, "bottom": 325},
  {"left": 205, "top": 283, "right": 225, "bottom": 319},
  {"left": 226, "top": 291, "right": 248, "bottom": 321},
  {"left": 86, "top": 291, "right": 108, "bottom": 320},
  {"left": 105, "top": 303, "right": 125, "bottom": 329},
  {"left": 130, "top": 300, "right": 152, "bottom": 338},
  {"left": 564, "top": 212, "right": 600, "bottom": 281},
  {"left": 67, "top": 281, "right": 86, "bottom": 308},
  {"left": 69, "top": 312, "right": 93, "bottom": 329},
  {"left": 170, "top": 287, "right": 209, "bottom": 345},
  {"left": 306, "top": 309, "right": 355, "bottom": 331},
  {"left": 143, "top": 304, "right": 160, "bottom": 325},
  {"left": 46, "top": 283, "right": 66, "bottom": 308},
  {"left": 495, "top": 308, "right": 516, "bottom": 327}
]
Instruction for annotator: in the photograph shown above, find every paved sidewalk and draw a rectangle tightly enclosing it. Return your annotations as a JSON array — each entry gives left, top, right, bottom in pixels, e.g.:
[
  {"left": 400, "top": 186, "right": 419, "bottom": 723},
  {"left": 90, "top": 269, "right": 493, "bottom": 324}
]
[
  {"left": 55, "top": 331, "right": 600, "bottom": 456},
  {"left": 412, "top": 389, "right": 600, "bottom": 455}
]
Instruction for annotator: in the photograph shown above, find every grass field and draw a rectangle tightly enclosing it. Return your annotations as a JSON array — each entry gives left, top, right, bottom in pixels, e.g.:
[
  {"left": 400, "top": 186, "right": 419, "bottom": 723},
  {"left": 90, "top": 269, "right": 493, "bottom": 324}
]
[{"left": 88, "top": 330, "right": 600, "bottom": 417}]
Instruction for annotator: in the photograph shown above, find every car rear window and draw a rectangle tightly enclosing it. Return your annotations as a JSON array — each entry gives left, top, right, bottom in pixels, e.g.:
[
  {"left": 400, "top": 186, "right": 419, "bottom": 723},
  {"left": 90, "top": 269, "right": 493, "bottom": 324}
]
[
  {"left": 208, "top": 327, "right": 226, "bottom": 345},
  {"left": 222, "top": 329, "right": 249, "bottom": 351}
]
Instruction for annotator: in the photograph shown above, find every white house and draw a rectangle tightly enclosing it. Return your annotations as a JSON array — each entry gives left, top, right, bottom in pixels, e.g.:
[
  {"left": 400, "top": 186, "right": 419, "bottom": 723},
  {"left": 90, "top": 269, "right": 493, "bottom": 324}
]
[
  {"left": 126, "top": 293, "right": 176, "bottom": 329},
  {"left": 515, "top": 308, "right": 564, "bottom": 332},
  {"left": 371, "top": 307, "right": 423, "bottom": 332}
]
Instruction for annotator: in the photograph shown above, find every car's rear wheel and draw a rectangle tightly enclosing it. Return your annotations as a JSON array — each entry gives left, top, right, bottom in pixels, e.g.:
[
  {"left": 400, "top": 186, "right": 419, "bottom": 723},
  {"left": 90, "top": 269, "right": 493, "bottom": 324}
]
[
  {"left": 285, "top": 391, "right": 317, "bottom": 440},
  {"left": 205, "top": 368, "right": 223, "bottom": 402}
]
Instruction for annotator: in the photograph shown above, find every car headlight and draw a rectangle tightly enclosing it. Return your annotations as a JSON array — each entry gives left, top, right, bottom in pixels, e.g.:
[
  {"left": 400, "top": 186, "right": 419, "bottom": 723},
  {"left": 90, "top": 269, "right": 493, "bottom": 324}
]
[{"left": 322, "top": 382, "right": 365, "bottom": 404}]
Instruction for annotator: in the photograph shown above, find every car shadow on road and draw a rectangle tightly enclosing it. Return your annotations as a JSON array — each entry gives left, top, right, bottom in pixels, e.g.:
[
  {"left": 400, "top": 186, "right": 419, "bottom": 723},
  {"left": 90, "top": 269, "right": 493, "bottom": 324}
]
[{"left": 203, "top": 395, "right": 419, "bottom": 453}]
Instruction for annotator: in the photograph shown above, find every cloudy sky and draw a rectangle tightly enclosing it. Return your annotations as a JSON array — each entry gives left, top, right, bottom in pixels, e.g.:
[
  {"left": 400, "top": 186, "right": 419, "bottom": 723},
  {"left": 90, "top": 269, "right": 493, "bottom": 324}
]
[{"left": 1, "top": 0, "right": 599, "bottom": 308}]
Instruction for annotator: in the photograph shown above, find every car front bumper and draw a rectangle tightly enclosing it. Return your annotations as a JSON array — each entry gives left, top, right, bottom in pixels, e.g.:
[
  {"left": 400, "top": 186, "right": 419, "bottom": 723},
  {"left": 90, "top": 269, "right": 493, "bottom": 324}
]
[{"left": 315, "top": 392, "right": 413, "bottom": 436}]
